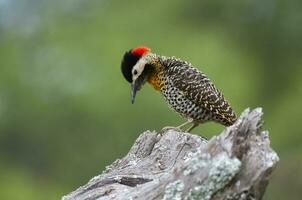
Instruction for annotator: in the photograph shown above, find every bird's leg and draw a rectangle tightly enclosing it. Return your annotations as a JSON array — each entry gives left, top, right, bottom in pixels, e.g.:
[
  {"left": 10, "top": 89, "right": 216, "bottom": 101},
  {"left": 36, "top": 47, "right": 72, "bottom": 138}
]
[
  {"left": 161, "top": 119, "right": 195, "bottom": 134},
  {"left": 185, "top": 122, "right": 199, "bottom": 132},
  {"left": 179, "top": 118, "right": 195, "bottom": 130},
  {"left": 161, "top": 119, "right": 192, "bottom": 133},
  {"left": 176, "top": 120, "right": 193, "bottom": 130},
  {"left": 163, "top": 119, "right": 193, "bottom": 131}
]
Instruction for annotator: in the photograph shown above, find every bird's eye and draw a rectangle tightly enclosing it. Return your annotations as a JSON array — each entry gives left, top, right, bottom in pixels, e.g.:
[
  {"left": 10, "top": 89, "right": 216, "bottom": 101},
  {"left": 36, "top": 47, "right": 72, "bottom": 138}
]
[{"left": 133, "top": 70, "right": 138, "bottom": 75}]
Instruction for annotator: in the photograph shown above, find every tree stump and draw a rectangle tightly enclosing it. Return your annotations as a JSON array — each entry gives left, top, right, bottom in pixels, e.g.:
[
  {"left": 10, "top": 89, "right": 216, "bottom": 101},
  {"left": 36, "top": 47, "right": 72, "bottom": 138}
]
[{"left": 62, "top": 108, "right": 279, "bottom": 200}]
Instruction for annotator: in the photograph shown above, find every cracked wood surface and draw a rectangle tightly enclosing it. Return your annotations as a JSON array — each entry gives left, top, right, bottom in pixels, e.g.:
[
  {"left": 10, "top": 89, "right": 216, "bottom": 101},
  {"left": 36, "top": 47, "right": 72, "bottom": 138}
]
[{"left": 62, "top": 108, "right": 279, "bottom": 200}]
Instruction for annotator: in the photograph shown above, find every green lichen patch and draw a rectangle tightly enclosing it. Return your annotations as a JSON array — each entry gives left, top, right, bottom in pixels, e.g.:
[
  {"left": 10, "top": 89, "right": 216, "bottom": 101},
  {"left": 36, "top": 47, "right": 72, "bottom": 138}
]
[
  {"left": 163, "top": 180, "right": 185, "bottom": 200},
  {"left": 183, "top": 151, "right": 210, "bottom": 176},
  {"left": 186, "top": 153, "right": 241, "bottom": 200}
]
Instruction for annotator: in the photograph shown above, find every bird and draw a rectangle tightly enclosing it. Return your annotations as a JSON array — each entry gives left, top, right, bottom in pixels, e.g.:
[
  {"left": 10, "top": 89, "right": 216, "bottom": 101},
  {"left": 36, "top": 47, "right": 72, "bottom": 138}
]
[{"left": 121, "top": 46, "right": 237, "bottom": 132}]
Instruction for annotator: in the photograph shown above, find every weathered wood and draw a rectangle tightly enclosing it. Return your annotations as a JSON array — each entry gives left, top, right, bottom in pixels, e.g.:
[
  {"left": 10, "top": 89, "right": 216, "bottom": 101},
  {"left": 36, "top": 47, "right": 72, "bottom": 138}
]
[{"left": 62, "top": 108, "right": 279, "bottom": 200}]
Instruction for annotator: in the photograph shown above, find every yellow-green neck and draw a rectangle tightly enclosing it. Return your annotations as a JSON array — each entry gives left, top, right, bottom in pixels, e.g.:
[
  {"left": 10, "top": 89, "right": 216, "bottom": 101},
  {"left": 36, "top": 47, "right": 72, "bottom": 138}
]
[{"left": 147, "top": 62, "right": 164, "bottom": 91}]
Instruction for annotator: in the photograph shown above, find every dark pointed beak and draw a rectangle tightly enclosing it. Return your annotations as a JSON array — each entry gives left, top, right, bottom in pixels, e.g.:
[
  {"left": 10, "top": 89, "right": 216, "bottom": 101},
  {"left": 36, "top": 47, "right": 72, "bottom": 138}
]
[
  {"left": 130, "top": 74, "right": 147, "bottom": 104},
  {"left": 131, "top": 82, "right": 138, "bottom": 104}
]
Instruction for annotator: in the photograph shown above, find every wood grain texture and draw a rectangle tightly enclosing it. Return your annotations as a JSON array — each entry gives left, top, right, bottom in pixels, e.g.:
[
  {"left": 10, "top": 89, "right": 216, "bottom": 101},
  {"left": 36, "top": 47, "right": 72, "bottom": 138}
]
[{"left": 62, "top": 108, "right": 279, "bottom": 200}]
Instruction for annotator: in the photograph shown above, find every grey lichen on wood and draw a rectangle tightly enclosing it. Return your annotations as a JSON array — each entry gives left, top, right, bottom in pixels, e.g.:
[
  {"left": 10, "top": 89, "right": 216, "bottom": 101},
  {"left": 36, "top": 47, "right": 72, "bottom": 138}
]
[{"left": 62, "top": 108, "right": 279, "bottom": 200}]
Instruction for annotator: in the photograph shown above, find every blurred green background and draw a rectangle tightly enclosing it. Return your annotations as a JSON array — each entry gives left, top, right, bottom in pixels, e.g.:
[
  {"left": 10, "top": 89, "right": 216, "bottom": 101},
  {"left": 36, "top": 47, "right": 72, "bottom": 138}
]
[{"left": 0, "top": 0, "right": 301, "bottom": 199}]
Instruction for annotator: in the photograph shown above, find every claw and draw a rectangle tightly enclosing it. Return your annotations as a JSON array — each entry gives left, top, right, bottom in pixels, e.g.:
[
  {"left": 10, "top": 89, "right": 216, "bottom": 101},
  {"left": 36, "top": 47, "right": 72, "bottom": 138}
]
[{"left": 159, "top": 126, "right": 181, "bottom": 135}]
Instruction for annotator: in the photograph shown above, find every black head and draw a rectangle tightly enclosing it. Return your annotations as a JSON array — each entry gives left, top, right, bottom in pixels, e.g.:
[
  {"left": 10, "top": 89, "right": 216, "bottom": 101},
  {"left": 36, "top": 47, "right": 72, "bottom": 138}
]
[
  {"left": 120, "top": 46, "right": 151, "bottom": 103},
  {"left": 121, "top": 46, "right": 150, "bottom": 83},
  {"left": 121, "top": 50, "right": 140, "bottom": 83}
]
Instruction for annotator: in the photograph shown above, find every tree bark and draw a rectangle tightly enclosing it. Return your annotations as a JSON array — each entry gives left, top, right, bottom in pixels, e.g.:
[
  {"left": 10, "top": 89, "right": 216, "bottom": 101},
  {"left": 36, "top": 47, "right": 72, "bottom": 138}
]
[{"left": 62, "top": 108, "right": 279, "bottom": 200}]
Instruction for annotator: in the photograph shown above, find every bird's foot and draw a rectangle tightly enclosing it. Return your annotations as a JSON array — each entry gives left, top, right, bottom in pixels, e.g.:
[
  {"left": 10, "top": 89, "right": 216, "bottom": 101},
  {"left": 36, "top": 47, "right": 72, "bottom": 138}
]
[
  {"left": 159, "top": 126, "right": 182, "bottom": 135},
  {"left": 185, "top": 122, "right": 199, "bottom": 133}
]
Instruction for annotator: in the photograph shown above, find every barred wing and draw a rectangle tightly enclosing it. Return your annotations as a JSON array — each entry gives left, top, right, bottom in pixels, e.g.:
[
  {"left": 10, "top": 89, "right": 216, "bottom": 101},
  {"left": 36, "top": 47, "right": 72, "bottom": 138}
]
[{"left": 164, "top": 58, "right": 237, "bottom": 125}]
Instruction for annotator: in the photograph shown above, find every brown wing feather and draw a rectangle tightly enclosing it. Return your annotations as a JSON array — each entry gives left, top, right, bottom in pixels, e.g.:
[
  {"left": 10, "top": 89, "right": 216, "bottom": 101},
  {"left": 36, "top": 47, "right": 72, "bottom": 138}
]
[{"left": 164, "top": 58, "right": 237, "bottom": 125}]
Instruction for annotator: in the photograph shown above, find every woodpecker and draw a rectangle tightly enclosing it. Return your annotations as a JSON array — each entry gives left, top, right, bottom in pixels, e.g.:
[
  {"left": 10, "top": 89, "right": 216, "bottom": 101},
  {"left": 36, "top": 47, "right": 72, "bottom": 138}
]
[{"left": 121, "top": 46, "right": 237, "bottom": 132}]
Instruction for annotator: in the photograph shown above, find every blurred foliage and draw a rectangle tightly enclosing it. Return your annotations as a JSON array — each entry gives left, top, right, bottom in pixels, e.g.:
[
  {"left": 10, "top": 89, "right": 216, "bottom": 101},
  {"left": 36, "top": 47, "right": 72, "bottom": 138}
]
[{"left": 0, "top": 0, "right": 301, "bottom": 199}]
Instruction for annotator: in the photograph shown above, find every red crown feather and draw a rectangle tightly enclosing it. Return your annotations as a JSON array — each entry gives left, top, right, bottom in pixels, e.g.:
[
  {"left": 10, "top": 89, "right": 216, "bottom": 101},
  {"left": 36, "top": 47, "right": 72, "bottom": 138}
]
[{"left": 131, "top": 46, "right": 150, "bottom": 57}]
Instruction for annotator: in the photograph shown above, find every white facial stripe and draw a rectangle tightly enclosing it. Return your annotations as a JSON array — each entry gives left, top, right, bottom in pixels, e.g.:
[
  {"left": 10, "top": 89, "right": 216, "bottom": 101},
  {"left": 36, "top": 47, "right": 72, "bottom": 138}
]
[{"left": 132, "top": 58, "right": 147, "bottom": 83}]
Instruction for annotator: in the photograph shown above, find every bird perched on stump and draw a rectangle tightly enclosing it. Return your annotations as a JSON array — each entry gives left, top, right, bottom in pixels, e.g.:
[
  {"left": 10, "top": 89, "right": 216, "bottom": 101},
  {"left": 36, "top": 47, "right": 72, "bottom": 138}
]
[{"left": 121, "top": 46, "right": 237, "bottom": 132}]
